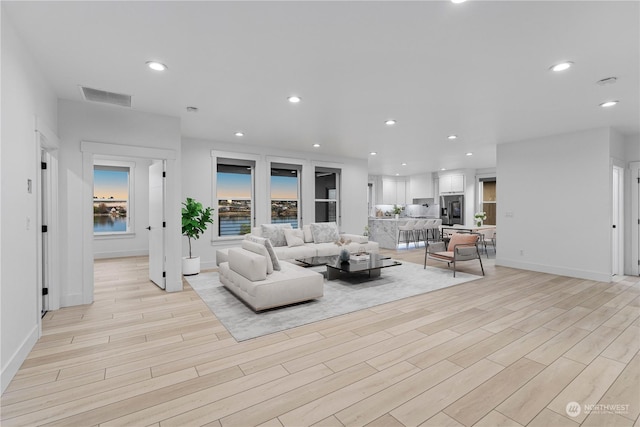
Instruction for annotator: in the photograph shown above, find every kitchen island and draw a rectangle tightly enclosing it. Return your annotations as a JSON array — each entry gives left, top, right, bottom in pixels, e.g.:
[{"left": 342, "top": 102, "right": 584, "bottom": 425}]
[{"left": 368, "top": 217, "right": 435, "bottom": 249}]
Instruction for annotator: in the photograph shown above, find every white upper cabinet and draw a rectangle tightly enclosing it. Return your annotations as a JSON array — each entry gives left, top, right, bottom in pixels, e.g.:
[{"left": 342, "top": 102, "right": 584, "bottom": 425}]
[
  {"left": 381, "top": 177, "right": 407, "bottom": 204},
  {"left": 408, "top": 173, "right": 434, "bottom": 200},
  {"left": 439, "top": 174, "right": 465, "bottom": 194}
]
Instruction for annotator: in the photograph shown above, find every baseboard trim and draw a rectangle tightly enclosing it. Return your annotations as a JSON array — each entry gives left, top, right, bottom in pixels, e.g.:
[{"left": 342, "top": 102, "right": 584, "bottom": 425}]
[
  {"left": 94, "top": 249, "right": 149, "bottom": 259},
  {"left": 1, "top": 324, "right": 39, "bottom": 393},
  {"left": 496, "top": 258, "right": 611, "bottom": 283}
]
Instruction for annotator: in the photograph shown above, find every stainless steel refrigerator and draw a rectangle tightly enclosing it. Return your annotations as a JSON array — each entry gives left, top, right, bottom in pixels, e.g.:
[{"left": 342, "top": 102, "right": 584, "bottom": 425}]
[{"left": 440, "top": 195, "right": 464, "bottom": 226}]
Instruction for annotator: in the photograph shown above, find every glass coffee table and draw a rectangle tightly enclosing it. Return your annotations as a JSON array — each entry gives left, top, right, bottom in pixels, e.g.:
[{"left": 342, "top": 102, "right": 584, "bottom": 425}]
[{"left": 296, "top": 254, "right": 402, "bottom": 281}]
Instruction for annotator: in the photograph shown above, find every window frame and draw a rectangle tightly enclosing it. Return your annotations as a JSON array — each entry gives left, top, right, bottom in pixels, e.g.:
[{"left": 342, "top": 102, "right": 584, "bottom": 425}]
[
  {"left": 314, "top": 166, "right": 341, "bottom": 225},
  {"left": 211, "top": 151, "right": 260, "bottom": 241},
  {"left": 92, "top": 159, "right": 135, "bottom": 237},
  {"left": 269, "top": 162, "right": 302, "bottom": 228}
]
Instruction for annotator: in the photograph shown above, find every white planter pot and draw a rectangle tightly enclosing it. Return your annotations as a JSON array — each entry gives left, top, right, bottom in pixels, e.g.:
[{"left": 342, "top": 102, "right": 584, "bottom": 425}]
[{"left": 182, "top": 256, "right": 200, "bottom": 276}]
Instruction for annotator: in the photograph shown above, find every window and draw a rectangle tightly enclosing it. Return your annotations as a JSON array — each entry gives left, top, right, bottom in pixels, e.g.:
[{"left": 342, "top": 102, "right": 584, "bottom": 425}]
[
  {"left": 93, "top": 163, "right": 132, "bottom": 234},
  {"left": 270, "top": 165, "right": 300, "bottom": 228},
  {"left": 216, "top": 158, "right": 255, "bottom": 237},
  {"left": 315, "top": 167, "right": 340, "bottom": 223}
]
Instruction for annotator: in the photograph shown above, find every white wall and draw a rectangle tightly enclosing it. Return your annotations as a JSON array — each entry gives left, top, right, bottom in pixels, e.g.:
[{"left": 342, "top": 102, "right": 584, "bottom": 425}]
[
  {"left": 93, "top": 156, "right": 152, "bottom": 259},
  {"left": 621, "top": 133, "right": 639, "bottom": 274},
  {"left": 182, "top": 137, "right": 369, "bottom": 269},
  {"left": 1, "top": 9, "right": 58, "bottom": 392},
  {"left": 496, "top": 128, "right": 612, "bottom": 281},
  {"left": 58, "top": 99, "right": 181, "bottom": 304}
]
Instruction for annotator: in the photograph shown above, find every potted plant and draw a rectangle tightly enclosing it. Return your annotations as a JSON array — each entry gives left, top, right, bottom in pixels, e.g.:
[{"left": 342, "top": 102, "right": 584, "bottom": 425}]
[
  {"left": 182, "top": 197, "right": 214, "bottom": 275},
  {"left": 392, "top": 204, "right": 402, "bottom": 219}
]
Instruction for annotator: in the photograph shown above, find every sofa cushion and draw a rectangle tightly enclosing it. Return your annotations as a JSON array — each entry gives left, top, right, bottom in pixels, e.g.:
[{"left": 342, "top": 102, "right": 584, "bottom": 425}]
[
  {"left": 302, "top": 225, "right": 313, "bottom": 243},
  {"left": 241, "top": 239, "right": 273, "bottom": 274},
  {"left": 274, "top": 244, "right": 317, "bottom": 261},
  {"left": 228, "top": 248, "right": 267, "bottom": 282},
  {"left": 448, "top": 233, "right": 478, "bottom": 251},
  {"left": 341, "top": 233, "right": 368, "bottom": 244},
  {"left": 245, "top": 234, "right": 281, "bottom": 271},
  {"left": 284, "top": 228, "right": 305, "bottom": 247},
  {"left": 310, "top": 222, "right": 340, "bottom": 244},
  {"left": 261, "top": 223, "right": 292, "bottom": 247}
]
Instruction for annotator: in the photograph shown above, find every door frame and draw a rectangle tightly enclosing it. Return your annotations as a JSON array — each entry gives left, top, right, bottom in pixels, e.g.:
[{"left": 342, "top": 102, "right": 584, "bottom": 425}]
[
  {"left": 35, "top": 117, "right": 60, "bottom": 333},
  {"left": 81, "top": 141, "right": 179, "bottom": 305},
  {"left": 611, "top": 164, "right": 624, "bottom": 276},
  {"left": 632, "top": 161, "right": 639, "bottom": 276}
]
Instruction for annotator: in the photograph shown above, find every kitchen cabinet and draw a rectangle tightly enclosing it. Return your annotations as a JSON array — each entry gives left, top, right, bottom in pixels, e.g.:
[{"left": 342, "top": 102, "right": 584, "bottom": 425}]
[
  {"left": 381, "top": 178, "right": 407, "bottom": 205},
  {"left": 408, "top": 173, "right": 434, "bottom": 200},
  {"left": 439, "top": 174, "right": 464, "bottom": 194}
]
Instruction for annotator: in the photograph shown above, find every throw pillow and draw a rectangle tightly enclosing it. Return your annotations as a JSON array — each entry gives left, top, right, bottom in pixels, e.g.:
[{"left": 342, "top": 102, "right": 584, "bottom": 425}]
[
  {"left": 302, "top": 225, "right": 313, "bottom": 243},
  {"left": 261, "top": 223, "right": 292, "bottom": 247},
  {"left": 241, "top": 239, "right": 274, "bottom": 274},
  {"left": 310, "top": 222, "right": 340, "bottom": 244},
  {"left": 447, "top": 233, "right": 478, "bottom": 251},
  {"left": 284, "top": 228, "right": 305, "bottom": 247},
  {"left": 245, "top": 234, "right": 281, "bottom": 271}
]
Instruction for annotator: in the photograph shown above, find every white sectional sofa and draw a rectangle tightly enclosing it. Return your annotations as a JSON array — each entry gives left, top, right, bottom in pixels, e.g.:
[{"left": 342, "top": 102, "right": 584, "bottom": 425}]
[
  {"left": 218, "top": 240, "right": 324, "bottom": 311},
  {"left": 216, "top": 222, "right": 379, "bottom": 266}
]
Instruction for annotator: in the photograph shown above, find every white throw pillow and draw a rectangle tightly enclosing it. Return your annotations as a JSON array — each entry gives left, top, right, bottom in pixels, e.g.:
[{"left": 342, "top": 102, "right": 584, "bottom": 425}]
[
  {"left": 261, "top": 223, "right": 292, "bottom": 247},
  {"left": 310, "top": 222, "right": 340, "bottom": 244},
  {"left": 284, "top": 228, "right": 305, "bottom": 247},
  {"left": 302, "top": 225, "right": 313, "bottom": 243},
  {"left": 245, "top": 234, "right": 281, "bottom": 271}
]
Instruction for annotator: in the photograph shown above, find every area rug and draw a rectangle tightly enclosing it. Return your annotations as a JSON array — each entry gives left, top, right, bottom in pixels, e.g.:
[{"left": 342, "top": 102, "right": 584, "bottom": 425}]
[{"left": 185, "top": 262, "right": 481, "bottom": 341}]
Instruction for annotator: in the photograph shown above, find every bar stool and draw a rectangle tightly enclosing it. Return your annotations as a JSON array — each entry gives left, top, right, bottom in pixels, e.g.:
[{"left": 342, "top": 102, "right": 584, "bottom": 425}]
[
  {"left": 413, "top": 219, "right": 427, "bottom": 247},
  {"left": 397, "top": 220, "right": 416, "bottom": 249}
]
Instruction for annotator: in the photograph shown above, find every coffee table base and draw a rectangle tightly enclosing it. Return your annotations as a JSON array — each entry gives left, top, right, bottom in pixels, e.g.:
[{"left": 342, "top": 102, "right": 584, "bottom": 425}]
[{"left": 327, "top": 266, "right": 382, "bottom": 280}]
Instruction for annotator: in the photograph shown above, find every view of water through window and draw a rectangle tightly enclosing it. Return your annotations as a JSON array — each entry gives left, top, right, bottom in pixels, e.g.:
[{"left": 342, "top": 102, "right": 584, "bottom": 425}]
[{"left": 93, "top": 166, "right": 129, "bottom": 233}]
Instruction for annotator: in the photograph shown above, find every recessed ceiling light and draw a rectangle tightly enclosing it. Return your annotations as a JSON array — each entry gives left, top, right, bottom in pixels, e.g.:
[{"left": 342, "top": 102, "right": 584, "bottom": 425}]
[
  {"left": 370, "top": 152, "right": 377, "bottom": 156},
  {"left": 146, "top": 61, "right": 168, "bottom": 71},
  {"left": 385, "top": 119, "right": 396, "bottom": 126},
  {"left": 466, "top": 152, "right": 473, "bottom": 156},
  {"left": 235, "top": 132, "right": 244, "bottom": 137},
  {"left": 186, "top": 106, "right": 198, "bottom": 113},
  {"left": 401, "top": 162, "right": 407, "bottom": 166},
  {"left": 600, "top": 100, "right": 619, "bottom": 108},
  {"left": 451, "top": 0, "right": 467, "bottom": 3},
  {"left": 395, "top": 173, "right": 400, "bottom": 176},
  {"left": 550, "top": 61, "right": 573, "bottom": 72},
  {"left": 288, "top": 96, "right": 301, "bottom": 103},
  {"left": 447, "top": 135, "right": 458, "bottom": 140},
  {"left": 441, "top": 168, "right": 447, "bottom": 171},
  {"left": 312, "top": 143, "right": 320, "bottom": 148}
]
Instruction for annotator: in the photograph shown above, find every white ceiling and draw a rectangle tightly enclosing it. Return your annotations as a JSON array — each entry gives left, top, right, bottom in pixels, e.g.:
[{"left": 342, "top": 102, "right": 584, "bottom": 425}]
[{"left": 4, "top": 1, "right": 639, "bottom": 175}]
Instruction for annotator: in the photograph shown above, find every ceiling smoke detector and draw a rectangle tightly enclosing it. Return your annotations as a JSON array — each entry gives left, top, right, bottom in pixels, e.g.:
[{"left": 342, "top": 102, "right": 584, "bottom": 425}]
[{"left": 596, "top": 77, "right": 617, "bottom": 86}]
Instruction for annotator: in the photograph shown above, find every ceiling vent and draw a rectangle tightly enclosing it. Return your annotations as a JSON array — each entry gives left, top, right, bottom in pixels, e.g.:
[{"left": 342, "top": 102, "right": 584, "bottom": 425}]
[{"left": 80, "top": 86, "right": 132, "bottom": 108}]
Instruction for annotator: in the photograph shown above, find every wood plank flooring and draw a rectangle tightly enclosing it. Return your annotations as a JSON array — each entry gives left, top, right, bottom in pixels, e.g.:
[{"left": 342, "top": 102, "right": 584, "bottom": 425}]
[{"left": 1, "top": 250, "right": 639, "bottom": 426}]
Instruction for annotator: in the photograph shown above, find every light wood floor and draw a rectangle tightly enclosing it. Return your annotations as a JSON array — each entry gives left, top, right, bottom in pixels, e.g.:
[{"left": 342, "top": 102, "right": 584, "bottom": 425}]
[{"left": 2, "top": 249, "right": 639, "bottom": 426}]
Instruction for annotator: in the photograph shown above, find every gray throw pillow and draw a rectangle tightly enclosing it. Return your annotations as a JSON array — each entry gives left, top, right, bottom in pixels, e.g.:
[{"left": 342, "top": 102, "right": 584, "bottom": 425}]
[
  {"left": 261, "top": 223, "right": 292, "bottom": 247},
  {"left": 245, "top": 234, "right": 281, "bottom": 271},
  {"left": 310, "top": 222, "right": 340, "bottom": 244}
]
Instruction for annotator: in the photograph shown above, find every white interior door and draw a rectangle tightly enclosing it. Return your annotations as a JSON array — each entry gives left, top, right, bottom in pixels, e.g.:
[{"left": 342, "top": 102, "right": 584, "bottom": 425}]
[{"left": 149, "top": 161, "right": 165, "bottom": 289}]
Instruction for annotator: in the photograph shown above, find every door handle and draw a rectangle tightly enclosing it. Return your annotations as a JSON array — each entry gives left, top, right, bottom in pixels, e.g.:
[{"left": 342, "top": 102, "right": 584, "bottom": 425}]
[{"left": 146, "top": 226, "right": 151, "bottom": 230}]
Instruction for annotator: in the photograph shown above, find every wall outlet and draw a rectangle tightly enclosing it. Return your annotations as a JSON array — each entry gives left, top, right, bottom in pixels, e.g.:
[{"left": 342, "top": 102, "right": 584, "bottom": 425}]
[{"left": 520, "top": 249, "right": 524, "bottom": 256}]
